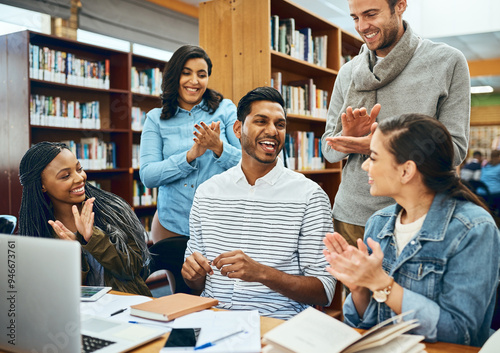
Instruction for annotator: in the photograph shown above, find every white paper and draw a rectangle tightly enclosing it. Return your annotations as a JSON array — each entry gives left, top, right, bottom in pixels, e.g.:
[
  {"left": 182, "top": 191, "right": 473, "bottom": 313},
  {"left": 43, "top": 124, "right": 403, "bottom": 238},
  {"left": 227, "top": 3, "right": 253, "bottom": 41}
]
[
  {"left": 160, "top": 310, "right": 261, "bottom": 353},
  {"left": 80, "top": 293, "right": 152, "bottom": 318}
]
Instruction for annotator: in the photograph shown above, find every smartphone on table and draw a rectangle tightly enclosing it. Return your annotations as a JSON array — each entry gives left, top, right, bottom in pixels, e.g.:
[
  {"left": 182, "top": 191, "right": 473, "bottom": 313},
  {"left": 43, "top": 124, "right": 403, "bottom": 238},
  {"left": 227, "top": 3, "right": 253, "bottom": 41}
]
[{"left": 164, "top": 328, "right": 201, "bottom": 350}]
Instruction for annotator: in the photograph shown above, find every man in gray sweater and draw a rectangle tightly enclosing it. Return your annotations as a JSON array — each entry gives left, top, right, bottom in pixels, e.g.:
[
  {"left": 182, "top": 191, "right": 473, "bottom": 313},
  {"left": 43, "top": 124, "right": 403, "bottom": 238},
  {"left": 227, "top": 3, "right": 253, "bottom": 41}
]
[{"left": 321, "top": 0, "right": 470, "bottom": 245}]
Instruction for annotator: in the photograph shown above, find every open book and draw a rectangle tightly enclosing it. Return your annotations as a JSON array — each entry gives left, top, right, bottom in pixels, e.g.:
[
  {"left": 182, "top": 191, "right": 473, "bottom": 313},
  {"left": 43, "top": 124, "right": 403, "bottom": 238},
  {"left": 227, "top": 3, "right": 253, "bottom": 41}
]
[{"left": 262, "top": 308, "right": 425, "bottom": 353}]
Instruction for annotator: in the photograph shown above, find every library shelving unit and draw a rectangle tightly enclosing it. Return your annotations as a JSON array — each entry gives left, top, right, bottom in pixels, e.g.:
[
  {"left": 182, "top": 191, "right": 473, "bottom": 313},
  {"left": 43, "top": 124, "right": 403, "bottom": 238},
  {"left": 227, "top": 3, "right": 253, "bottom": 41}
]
[
  {"left": 0, "top": 30, "right": 165, "bottom": 227},
  {"left": 199, "top": 0, "right": 362, "bottom": 317},
  {"left": 199, "top": 0, "right": 362, "bottom": 206}
]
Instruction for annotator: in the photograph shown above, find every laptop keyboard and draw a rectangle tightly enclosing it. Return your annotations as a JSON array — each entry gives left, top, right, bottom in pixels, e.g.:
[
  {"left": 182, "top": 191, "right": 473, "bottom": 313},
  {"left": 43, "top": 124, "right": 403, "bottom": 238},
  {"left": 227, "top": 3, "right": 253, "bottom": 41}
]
[{"left": 82, "top": 334, "right": 116, "bottom": 353}]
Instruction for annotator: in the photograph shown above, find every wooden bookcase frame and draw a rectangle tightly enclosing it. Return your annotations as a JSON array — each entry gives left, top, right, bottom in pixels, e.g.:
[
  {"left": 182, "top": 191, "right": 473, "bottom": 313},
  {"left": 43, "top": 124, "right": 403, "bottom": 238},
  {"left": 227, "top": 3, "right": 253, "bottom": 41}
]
[
  {"left": 0, "top": 30, "right": 165, "bottom": 222},
  {"left": 199, "top": 0, "right": 362, "bottom": 206},
  {"left": 199, "top": 0, "right": 363, "bottom": 318}
]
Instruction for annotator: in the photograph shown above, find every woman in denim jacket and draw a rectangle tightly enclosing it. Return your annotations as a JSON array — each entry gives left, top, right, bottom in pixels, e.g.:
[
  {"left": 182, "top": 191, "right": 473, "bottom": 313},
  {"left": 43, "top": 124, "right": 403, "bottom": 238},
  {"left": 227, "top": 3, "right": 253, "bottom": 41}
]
[{"left": 323, "top": 114, "right": 500, "bottom": 347}]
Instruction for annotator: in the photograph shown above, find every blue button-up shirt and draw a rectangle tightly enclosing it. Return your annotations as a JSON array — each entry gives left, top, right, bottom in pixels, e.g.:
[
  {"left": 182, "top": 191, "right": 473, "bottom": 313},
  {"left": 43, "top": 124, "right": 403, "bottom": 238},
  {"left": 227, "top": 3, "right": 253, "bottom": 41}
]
[
  {"left": 344, "top": 193, "right": 500, "bottom": 347},
  {"left": 139, "top": 99, "right": 241, "bottom": 235}
]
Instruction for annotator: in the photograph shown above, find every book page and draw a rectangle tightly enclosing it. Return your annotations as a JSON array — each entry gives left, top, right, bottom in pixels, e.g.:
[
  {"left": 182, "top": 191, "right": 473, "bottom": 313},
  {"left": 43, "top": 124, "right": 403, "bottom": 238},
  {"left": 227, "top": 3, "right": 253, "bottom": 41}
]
[
  {"left": 262, "top": 307, "right": 362, "bottom": 353},
  {"left": 343, "top": 321, "right": 420, "bottom": 353},
  {"left": 348, "top": 335, "right": 425, "bottom": 353}
]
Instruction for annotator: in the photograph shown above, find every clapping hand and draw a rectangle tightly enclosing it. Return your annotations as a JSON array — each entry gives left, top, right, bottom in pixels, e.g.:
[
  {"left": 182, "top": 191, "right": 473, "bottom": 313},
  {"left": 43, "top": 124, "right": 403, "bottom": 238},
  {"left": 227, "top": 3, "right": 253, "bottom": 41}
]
[
  {"left": 48, "top": 197, "right": 95, "bottom": 243},
  {"left": 325, "top": 103, "right": 380, "bottom": 155},
  {"left": 323, "top": 232, "right": 387, "bottom": 292},
  {"left": 193, "top": 121, "right": 223, "bottom": 156}
]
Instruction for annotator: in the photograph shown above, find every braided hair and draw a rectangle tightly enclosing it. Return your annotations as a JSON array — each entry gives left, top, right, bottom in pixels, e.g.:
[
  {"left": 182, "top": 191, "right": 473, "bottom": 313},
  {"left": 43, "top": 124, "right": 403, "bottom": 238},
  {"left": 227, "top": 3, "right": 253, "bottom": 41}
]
[
  {"left": 19, "top": 142, "right": 151, "bottom": 270},
  {"left": 377, "top": 114, "right": 490, "bottom": 212},
  {"left": 159, "top": 45, "right": 223, "bottom": 120}
]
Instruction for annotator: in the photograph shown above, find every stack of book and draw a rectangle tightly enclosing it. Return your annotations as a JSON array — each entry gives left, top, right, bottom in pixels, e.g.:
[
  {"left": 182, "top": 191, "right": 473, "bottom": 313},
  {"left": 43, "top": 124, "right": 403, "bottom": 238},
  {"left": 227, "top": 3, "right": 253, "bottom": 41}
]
[
  {"left": 271, "top": 75, "right": 329, "bottom": 118},
  {"left": 61, "top": 138, "right": 116, "bottom": 170},
  {"left": 131, "top": 67, "right": 162, "bottom": 96},
  {"left": 270, "top": 16, "right": 328, "bottom": 67},
  {"left": 285, "top": 131, "right": 325, "bottom": 171},
  {"left": 29, "top": 44, "right": 110, "bottom": 89},
  {"left": 132, "top": 144, "right": 141, "bottom": 169},
  {"left": 262, "top": 308, "right": 425, "bottom": 353},
  {"left": 131, "top": 106, "right": 147, "bottom": 131},
  {"left": 133, "top": 180, "right": 157, "bottom": 207},
  {"left": 30, "top": 94, "right": 100, "bottom": 129}
]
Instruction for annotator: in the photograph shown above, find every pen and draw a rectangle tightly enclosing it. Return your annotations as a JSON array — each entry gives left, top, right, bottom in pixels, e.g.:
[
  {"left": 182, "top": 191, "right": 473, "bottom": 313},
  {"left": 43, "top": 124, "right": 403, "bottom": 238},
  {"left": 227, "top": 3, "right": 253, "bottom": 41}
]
[
  {"left": 128, "top": 321, "right": 172, "bottom": 328},
  {"left": 194, "top": 329, "right": 245, "bottom": 350},
  {"left": 110, "top": 308, "right": 127, "bottom": 316}
]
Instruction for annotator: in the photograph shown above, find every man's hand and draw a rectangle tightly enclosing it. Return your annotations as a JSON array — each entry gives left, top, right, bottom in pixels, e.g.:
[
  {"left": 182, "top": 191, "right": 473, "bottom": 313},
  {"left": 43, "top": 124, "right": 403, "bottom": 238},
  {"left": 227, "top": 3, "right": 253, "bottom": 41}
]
[
  {"left": 212, "top": 250, "right": 328, "bottom": 306},
  {"left": 212, "top": 250, "right": 265, "bottom": 282},
  {"left": 341, "top": 104, "right": 381, "bottom": 137},
  {"left": 181, "top": 251, "right": 212, "bottom": 290},
  {"left": 325, "top": 122, "right": 378, "bottom": 155}
]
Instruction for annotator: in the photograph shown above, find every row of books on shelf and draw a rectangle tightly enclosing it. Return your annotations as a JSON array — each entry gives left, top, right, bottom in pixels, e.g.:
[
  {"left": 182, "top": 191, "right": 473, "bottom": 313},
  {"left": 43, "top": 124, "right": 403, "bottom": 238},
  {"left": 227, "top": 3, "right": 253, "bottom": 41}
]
[
  {"left": 131, "top": 106, "right": 147, "bottom": 131},
  {"left": 131, "top": 66, "right": 162, "bottom": 96},
  {"left": 133, "top": 180, "right": 157, "bottom": 207},
  {"left": 29, "top": 44, "right": 110, "bottom": 89},
  {"left": 270, "top": 16, "right": 328, "bottom": 67},
  {"left": 271, "top": 75, "right": 329, "bottom": 118},
  {"left": 469, "top": 125, "right": 500, "bottom": 150},
  {"left": 132, "top": 144, "right": 141, "bottom": 169},
  {"left": 284, "top": 131, "right": 325, "bottom": 171},
  {"left": 61, "top": 138, "right": 116, "bottom": 170},
  {"left": 30, "top": 94, "right": 101, "bottom": 129}
]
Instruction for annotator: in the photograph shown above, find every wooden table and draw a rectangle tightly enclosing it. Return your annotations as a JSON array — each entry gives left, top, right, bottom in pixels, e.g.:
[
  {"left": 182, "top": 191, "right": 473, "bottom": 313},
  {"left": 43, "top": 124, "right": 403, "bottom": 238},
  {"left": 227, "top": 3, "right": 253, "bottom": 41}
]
[
  {"left": 112, "top": 292, "right": 482, "bottom": 352},
  {"left": 130, "top": 314, "right": 480, "bottom": 353}
]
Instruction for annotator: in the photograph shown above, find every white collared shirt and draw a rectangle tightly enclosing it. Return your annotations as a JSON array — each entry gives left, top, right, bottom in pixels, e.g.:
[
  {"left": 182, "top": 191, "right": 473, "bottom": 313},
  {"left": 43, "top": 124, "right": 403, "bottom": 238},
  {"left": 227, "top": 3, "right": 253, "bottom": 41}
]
[{"left": 185, "top": 159, "right": 335, "bottom": 320}]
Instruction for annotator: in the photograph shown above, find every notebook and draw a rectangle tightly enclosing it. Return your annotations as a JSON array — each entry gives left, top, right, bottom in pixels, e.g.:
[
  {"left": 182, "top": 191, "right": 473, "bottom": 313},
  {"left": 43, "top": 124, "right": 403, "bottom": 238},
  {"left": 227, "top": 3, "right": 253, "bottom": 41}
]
[{"left": 0, "top": 233, "right": 166, "bottom": 353}]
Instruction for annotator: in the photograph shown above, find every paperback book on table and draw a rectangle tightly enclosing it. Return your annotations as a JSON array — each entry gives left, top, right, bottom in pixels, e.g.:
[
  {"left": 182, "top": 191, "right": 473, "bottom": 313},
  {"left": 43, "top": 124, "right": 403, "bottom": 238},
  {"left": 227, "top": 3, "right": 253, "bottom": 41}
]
[
  {"left": 262, "top": 307, "right": 424, "bottom": 353},
  {"left": 130, "top": 293, "right": 219, "bottom": 322}
]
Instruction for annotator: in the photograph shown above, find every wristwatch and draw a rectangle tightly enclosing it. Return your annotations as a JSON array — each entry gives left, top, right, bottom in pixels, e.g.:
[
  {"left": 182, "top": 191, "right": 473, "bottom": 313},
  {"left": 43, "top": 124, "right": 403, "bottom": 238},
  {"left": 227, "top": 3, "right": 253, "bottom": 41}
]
[{"left": 372, "top": 277, "right": 395, "bottom": 303}]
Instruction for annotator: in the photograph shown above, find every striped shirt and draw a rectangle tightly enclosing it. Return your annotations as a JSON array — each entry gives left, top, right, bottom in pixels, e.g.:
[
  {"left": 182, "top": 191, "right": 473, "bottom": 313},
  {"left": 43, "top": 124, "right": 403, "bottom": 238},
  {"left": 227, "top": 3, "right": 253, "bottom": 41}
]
[{"left": 185, "top": 159, "right": 336, "bottom": 320}]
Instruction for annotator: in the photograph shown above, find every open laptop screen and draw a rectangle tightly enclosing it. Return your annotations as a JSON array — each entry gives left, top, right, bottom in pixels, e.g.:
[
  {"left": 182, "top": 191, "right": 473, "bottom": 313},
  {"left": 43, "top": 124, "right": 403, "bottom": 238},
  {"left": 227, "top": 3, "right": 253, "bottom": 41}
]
[{"left": 0, "top": 233, "right": 81, "bottom": 352}]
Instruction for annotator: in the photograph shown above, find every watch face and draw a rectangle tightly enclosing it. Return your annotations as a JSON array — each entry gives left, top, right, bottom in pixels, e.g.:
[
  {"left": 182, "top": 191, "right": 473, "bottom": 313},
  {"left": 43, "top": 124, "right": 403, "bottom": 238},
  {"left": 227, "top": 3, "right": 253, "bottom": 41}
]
[{"left": 373, "top": 290, "right": 388, "bottom": 303}]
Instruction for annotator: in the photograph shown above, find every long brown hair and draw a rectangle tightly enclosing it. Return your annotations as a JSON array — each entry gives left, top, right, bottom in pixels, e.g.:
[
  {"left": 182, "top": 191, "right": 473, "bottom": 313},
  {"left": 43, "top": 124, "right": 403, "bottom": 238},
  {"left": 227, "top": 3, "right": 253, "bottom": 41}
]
[
  {"left": 378, "top": 114, "right": 490, "bottom": 212},
  {"left": 160, "top": 45, "right": 222, "bottom": 120}
]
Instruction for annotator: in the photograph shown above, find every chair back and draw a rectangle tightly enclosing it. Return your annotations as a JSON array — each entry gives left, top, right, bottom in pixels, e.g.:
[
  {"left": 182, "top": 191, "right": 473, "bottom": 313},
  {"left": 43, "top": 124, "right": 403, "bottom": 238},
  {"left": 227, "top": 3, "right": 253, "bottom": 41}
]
[{"left": 0, "top": 215, "right": 17, "bottom": 234}]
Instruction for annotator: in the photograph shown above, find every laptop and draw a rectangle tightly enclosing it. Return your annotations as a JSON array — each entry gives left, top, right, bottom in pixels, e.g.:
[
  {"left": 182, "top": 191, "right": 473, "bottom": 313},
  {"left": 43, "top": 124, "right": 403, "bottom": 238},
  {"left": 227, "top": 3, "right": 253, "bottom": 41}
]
[{"left": 0, "top": 233, "right": 166, "bottom": 353}]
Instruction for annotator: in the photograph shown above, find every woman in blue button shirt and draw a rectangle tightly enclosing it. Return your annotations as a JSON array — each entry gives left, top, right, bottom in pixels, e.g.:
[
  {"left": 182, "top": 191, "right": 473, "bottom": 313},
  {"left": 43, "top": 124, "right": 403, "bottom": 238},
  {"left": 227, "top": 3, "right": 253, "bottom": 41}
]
[
  {"left": 140, "top": 45, "right": 241, "bottom": 293},
  {"left": 323, "top": 114, "right": 500, "bottom": 346}
]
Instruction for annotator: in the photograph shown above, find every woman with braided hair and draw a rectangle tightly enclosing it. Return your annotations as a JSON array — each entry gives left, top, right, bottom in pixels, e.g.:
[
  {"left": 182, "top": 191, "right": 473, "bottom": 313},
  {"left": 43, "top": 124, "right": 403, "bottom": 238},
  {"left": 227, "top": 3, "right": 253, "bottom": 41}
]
[
  {"left": 19, "top": 141, "right": 152, "bottom": 296},
  {"left": 323, "top": 114, "right": 500, "bottom": 346}
]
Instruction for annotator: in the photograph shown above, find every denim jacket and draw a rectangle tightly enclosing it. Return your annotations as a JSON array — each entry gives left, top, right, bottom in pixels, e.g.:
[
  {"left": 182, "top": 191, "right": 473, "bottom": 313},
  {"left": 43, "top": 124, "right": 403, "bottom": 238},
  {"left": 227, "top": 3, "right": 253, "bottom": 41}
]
[{"left": 343, "top": 193, "right": 500, "bottom": 347}]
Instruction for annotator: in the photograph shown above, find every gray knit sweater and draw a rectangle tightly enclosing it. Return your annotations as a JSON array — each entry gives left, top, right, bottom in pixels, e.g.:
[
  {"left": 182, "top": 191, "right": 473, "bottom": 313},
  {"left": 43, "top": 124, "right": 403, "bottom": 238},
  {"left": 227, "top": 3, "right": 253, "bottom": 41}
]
[{"left": 321, "top": 26, "right": 470, "bottom": 226}]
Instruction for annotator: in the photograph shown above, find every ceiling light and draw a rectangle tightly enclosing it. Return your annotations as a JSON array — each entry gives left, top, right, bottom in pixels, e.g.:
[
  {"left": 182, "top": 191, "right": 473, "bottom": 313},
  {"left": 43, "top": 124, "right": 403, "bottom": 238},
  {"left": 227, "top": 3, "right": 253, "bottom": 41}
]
[{"left": 471, "top": 85, "right": 494, "bottom": 94}]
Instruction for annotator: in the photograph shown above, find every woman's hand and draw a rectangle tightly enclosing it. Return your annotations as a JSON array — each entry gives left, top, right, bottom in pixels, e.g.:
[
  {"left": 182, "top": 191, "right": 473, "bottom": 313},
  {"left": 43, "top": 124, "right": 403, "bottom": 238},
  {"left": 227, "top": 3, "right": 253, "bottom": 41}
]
[
  {"left": 193, "top": 121, "right": 223, "bottom": 157},
  {"left": 73, "top": 197, "right": 95, "bottom": 242},
  {"left": 324, "top": 235, "right": 388, "bottom": 292},
  {"left": 323, "top": 232, "right": 367, "bottom": 292},
  {"left": 48, "top": 220, "right": 77, "bottom": 241}
]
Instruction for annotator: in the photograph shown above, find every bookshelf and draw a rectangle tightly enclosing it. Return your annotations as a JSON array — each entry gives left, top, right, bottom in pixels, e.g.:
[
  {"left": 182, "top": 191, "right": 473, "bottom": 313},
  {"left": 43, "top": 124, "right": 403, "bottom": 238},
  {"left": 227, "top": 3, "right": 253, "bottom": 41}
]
[
  {"left": 199, "top": 0, "right": 362, "bottom": 206},
  {"left": 0, "top": 30, "right": 164, "bottom": 231},
  {"left": 199, "top": 0, "right": 362, "bottom": 317}
]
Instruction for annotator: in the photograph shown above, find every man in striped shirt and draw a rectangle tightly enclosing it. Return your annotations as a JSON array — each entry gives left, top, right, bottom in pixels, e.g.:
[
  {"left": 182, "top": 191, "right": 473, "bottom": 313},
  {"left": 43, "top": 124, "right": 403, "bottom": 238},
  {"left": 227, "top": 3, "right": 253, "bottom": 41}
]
[{"left": 182, "top": 87, "right": 336, "bottom": 320}]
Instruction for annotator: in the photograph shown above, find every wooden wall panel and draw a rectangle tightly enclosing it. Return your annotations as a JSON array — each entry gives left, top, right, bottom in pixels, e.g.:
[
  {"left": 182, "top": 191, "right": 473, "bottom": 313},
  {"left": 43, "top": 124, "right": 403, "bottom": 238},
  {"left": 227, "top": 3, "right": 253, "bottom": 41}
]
[
  {"left": 5, "top": 32, "right": 30, "bottom": 217},
  {"left": 199, "top": 0, "right": 235, "bottom": 101},
  {"left": 0, "top": 35, "right": 9, "bottom": 215},
  {"left": 232, "top": 0, "right": 271, "bottom": 103},
  {"left": 471, "top": 105, "right": 500, "bottom": 126}
]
